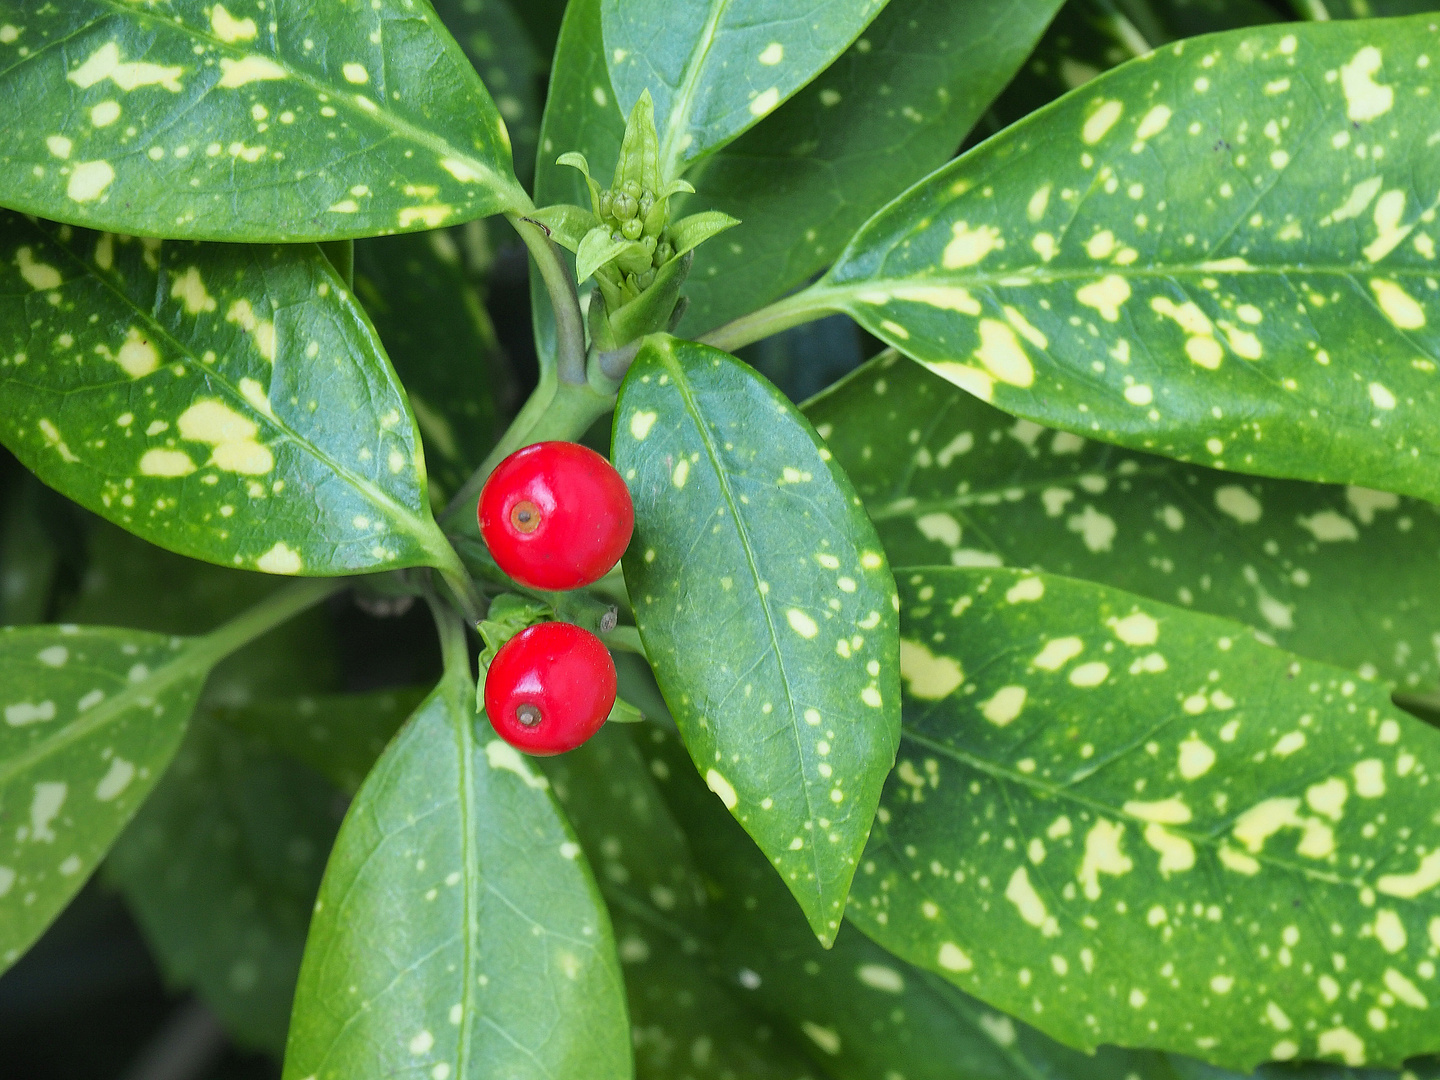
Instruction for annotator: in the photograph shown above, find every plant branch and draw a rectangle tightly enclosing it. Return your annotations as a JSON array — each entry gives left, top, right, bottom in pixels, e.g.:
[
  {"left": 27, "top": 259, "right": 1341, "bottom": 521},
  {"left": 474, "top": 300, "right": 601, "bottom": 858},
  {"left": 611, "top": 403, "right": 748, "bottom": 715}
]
[
  {"left": 195, "top": 577, "right": 346, "bottom": 668},
  {"left": 698, "top": 290, "right": 839, "bottom": 354},
  {"left": 426, "top": 589, "right": 473, "bottom": 681},
  {"left": 508, "top": 214, "right": 587, "bottom": 385}
]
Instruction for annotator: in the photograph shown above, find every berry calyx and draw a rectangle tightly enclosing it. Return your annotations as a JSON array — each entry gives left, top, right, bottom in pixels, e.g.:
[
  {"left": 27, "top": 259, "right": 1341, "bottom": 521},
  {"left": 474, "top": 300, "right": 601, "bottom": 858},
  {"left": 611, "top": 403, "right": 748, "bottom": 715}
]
[
  {"left": 484, "top": 622, "right": 617, "bottom": 755},
  {"left": 478, "top": 441, "right": 634, "bottom": 591}
]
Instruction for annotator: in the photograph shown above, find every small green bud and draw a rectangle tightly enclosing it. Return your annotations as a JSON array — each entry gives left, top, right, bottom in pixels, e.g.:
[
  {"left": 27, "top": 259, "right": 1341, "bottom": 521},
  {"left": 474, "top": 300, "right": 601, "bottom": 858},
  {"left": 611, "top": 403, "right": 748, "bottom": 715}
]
[
  {"left": 621, "top": 217, "right": 643, "bottom": 241},
  {"left": 654, "top": 240, "right": 674, "bottom": 265},
  {"left": 641, "top": 234, "right": 657, "bottom": 255},
  {"left": 642, "top": 202, "right": 666, "bottom": 238},
  {"left": 635, "top": 268, "right": 656, "bottom": 290},
  {"left": 618, "top": 246, "right": 652, "bottom": 276},
  {"left": 611, "top": 230, "right": 625, "bottom": 244},
  {"left": 622, "top": 179, "right": 642, "bottom": 200},
  {"left": 598, "top": 190, "right": 613, "bottom": 219},
  {"left": 638, "top": 192, "right": 655, "bottom": 219},
  {"left": 612, "top": 192, "right": 638, "bottom": 221}
]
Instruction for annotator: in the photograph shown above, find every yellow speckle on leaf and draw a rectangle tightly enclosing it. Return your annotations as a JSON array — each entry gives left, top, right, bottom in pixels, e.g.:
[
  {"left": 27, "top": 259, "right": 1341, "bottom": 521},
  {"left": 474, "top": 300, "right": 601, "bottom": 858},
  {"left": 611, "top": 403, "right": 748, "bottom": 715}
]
[
  {"left": 210, "top": 4, "right": 258, "bottom": 42},
  {"left": 178, "top": 399, "right": 274, "bottom": 475},
  {"left": 68, "top": 161, "right": 115, "bottom": 203},
  {"left": 139, "top": 448, "right": 196, "bottom": 477},
  {"left": 15, "top": 247, "right": 62, "bottom": 291},
  {"left": 974, "top": 319, "right": 1033, "bottom": 388},
  {"left": 749, "top": 87, "right": 780, "bottom": 117},
  {"left": 171, "top": 267, "right": 217, "bottom": 314},
  {"left": 255, "top": 542, "right": 302, "bottom": 575},
  {"left": 1082, "top": 99, "right": 1123, "bottom": 144},
  {"left": 942, "top": 221, "right": 1001, "bottom": 269},
  {"left": 899, "top": 639, "right": 962, "bottom": 699},
  {"left": 1340, "top": 46, "right": 1393, "bottom": 122},
  {"left": 1076, "top": 275, "right": 1130, "bottom": 322},
  {"left": 218, "top": 56, "right": 288, "bottom": 88},
  {"left": 705, "top": 769, "right": 737, "bottom": 809},
  {"left": 1370, "top": 279, "right": 1425, "bottom": 329},
  {"left": 68, "top": 42, "right": 183, "bottom": 93},
  {"left": 343, "top": 62, "right": 369, "bottom": 84}
]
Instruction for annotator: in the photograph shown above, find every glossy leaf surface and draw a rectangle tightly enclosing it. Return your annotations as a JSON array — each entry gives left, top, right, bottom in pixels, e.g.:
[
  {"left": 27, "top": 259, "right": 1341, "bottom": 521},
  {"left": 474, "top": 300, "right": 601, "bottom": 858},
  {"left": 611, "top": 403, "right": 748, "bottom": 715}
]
[
  {"left": 0, "top": 0, "right": 527, "bottom": 241},
  {"left": 635, "top": 719, "right": 1182, "bottom": 1080},
  {"left": 811, "top": 16, "right": 1440, "bottom": 500},
  {"left": 0, "top": 214, "right": 454, "bottom": 577},
  {"left": 0, "top": 626, "right": 209, "bottom": 971},
  {"left": 613, "top": 336, "right": 900, "bottom": 944},
  {"left": 805, "top": 352, "right": 1440, "bottom": 688},
  {"left": 674, "top": 0, "right": 1066, "bottom": 336},
  {"left": 283, "top": 653, "right": 631, "bottom": 1080},
  {"left": 354, "top": 231, "right": 506, "bottom": 504},
  {"left": 601, "top": 0, "right": 886, "bottom": 176},
  {"left": 851, "top": 567, "right": 1440, "bottom": 1068},
  {"left": 108, "top": 717, "right": 343, "bottom": 1053}
]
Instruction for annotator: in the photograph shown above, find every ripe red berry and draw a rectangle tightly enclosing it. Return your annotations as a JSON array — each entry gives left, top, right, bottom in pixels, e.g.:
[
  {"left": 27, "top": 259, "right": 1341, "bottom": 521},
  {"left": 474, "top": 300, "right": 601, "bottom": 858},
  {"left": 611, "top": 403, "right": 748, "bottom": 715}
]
[
  {"left": 478, "top": 441, "right": 635, "bottom": 591},
  {"left": 484, "top": 622, "right": 617, "bottom": 755}
]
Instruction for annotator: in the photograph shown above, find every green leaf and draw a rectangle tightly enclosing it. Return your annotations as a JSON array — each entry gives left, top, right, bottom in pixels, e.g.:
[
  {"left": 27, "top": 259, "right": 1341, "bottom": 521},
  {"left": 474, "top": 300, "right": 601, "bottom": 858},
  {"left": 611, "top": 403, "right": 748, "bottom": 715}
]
[
  {"left": 601, "top": 0, "right": 887, "bottom": 175},
  {"left": 851, "top": 566, "right": 1440, "bottom": 1068},
  {"left": 612, "top": 335, "right": 900, "bottom": 944},
  {"left": 805, "top": 351, "right": 1440, "bottom": 689},
  {"left": 577, "top": 226, "right": 638, "bottom": 285},
  {"left": 669, "top": 211, "right": 740, "bottom": 258},
  {"left": 0, "top": 1, "right": 527, "bottom": 241},
  {"left": 432, "top": 0, "right": 544, "bottom": 189},
  {"left": 211, "top": 688, "right": 425, "bottom": 795},
  {"left": 542, "top": 725, "right": 832, "bottom": 1080},
  {"left": 633, "top": 719, "right": 1183, "bottom": 1080},
  {"left": 283, "top": 638, "right": 632, "bottom": 1080},
  {"left": 0, "top": 625, "right": 212, "bottom": 971},
  {"left": 353, "top": 231, "right": 506, "bottom": 505},
  {"left": 805, "top": 16, "right": 1440, "bottom": 501},
  {"left": 0, "top": 213, "right": 459, "bottom": 578},
  {"left": 528, "top": 203, "right": 601, "bottom": 252},
  {"left": 0, "top": 472, "right": 58, "bottom": 625},
  {"left": 673, "top": 0, "right": 1067, "bottom": 337},
  {"left": 107, "top": 716, "right": 344, "bottom": 1054}
]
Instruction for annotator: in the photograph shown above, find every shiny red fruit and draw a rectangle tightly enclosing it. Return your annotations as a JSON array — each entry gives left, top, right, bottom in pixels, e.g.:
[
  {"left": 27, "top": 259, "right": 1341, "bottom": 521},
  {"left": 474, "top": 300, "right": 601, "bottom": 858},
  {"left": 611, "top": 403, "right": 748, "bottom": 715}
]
[
  {"left": 478, "top": 441, "right": 634, "bottom": 591},
  {"left": 484, "top": 622, "right": 617, "bottom": 755}
]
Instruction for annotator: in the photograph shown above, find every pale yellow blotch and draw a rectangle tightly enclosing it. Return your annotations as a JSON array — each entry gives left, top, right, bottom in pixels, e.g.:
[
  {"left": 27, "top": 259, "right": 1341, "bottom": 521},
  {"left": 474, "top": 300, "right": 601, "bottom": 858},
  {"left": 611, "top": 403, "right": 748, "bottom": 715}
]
[
  {"left": 94, "top": 757, "right": 135, "bottom": 801},
  {"left": 1370, "top": 279, "right": 1425, "bottom": 329},
  {"left": 1124, "top": 797, "right": 1192, "bottom": 825},
  {"left": 255, "top": 541, "right": 302, "bottom": 574},
  {"left": 1178, "top": 737, "right": 1216, "bottom": 780},
  {"left": 1364, "top": 190, "right": 1412, "bottom": 262},
  {"left": 942, "top": 222, "right": 1001, "bottom": 270},
  {"left": 1318, "top": 1027, "right": 1365, "bottom": 1067},
  {"left": 973, "top": 319, "right": 1033, "bottom": 388},
  {"left": 1215, "top": 485, "right": 1261, "bottom": 524},
  {"left": 1123, "top": 384, "right": 1152, "bottom": 406},
  {"left": 1110, "top": 612, "right": 1158, "bottom": 646},
  {"left": 786, "top": 609, "right": 818, "bottom": 639},
  {"left": 1027, "top": 184, "right": 1051, "bottom": 223},
  {"left": 1346, "top": 486, "right": 1399, "bottom": 524},
  {"left": 1299, "top": 510, "right": 1359, "bottom": 542},
  {"left": 1373, "top": 909, "right": 1407, "bottom": 953},
  {"left": 90, "top": 101, "right": 121, "bottom": 127},
  {"left": 46, "top": 135, "right": 72, "bottom": 160},
  {"left": 628, "top": 410, "right": 657, "bottom": 440},
  {"left": 705, "top": 768, "right": 738, "bottom": 810},
  {"left": 1340, "top": 46, "right": 1394, "bottom": 122},
  {"left": 440, "top": 158, "right": 488, "bottom": 184},
  {"left": 138, "top": 448, "right": 196, "bottom": 477},
  {"left": 937, "top": 942, "right": 973, "bottom": 972},
  {"left": 1082, "top": 100, "right": 1123, "bottom": 144},
  {"left": 16, "top": 247, "right": 62, "bottom": 291},
  {"left": 1078, "top": 819, "right": 1132, "bottom": 900},
  {"left": 1005, "top": 866, "right": 1060, "bottom": 936},
  {"left": 671, "top": 458, "right": 689, "bottom": 489},
  {"left": 218, "top": 55, "right": 287, "bottom": 88},
  {"left": 116, "top": 328, "right": 160, "bottom": 378},
  {"left": 1134, "top": 104, "right": 1172, "bottom": 141},
  {"left": 238, "top": 377, "right": 275, "bottom": 420},
  {"left": 1068, "top": 661, "right": 1108, "bottom": 687},
  {"left": 929, "top": 363, "right": 995, "bottom": 402},
  {"left": 170, "top": 267, "right": 216, "bottom": 314},
  {"left": 1305, "top": 777, "right": 1348, "bottom": 821},
  {"left": 399, "top": 205, "right": 454, "bottom": 229},
  {"left": 210, "top": 4, "right": 258, "bottom": 43},
  {"left": 1353, "top": 758, "right": 1386, "bottom": 797},
  {"left": 1005, "top": 577, "right": 1044, "bottom": 603},
  {"left": 1377, "top": 849, "right": 1440, "bottom": 899},
  {"left": 981, "top": 685, "right": 1027, "bottom": 727},
  {"left": 883, "top": 284, "right": 982, "bottom": 315},
  {"left": 1143, "top": 824, "right": 1196, "bottom": 874},
  {"left": 1331, "top": 176, "right": 1384, "bottom": 223},
  {"left": 916, "top": 512, "right": 961, "bottom": 547},
  {"left": 68, "top": 161, "right": 115, "bottom": 203},
  {"left": 1219, "top": 844, "right": 1260, "bottom": 875},
  {"left": 899, "top": 639, "right": 962, "bottom": 700},
  {"left": 1033, "top": 636, "right": 1082, "bottom": 671},
  {"left": 1232, "top": 797, "right": 1301, "bottom": 853},
  {"left": 758, "top": 42, "right": 783, "bottom": 65},
  {"left": 1383, "top": 968, "right": 1428, "bottom": 1009},
  {"left": 484, "top": 740, "right": 549, "bottom": 789},
  {"left": 342, "top": 62, "right": 369, "bottom": 84},
  {"left": 749, "top": 87, "right": 780, "bottom": 117},
  {"left": 1218, "top": 322, "right": 1263, "bottom": 360},
  {"left": 1085, "top": 230, "right": 1116, "bottom": 260},
  {"left": 178, "top": 399, "right": 273, "bottom": 474},
  {"left": 1076, "top": 275, "right": 1130, "bottom": 322},
  {"left": 225, "top": 299, "right": 277, "bottom": 361},
  {"left": 68, "top": 42, "right": 183, "bottom": 93},
  {"left": 1004, "top": 306, "right": 1048, "bottom": 350}
]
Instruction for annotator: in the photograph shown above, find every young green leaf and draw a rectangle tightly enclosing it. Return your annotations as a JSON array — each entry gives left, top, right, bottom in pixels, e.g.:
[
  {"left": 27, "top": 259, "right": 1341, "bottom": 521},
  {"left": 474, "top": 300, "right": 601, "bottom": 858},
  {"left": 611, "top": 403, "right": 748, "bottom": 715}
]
[
  {"left": 851, "top": 566, "right": 1440, "bottom": 1069},
  {"left": 612, "top": 335, "right": 900, "bottom": 945},
  {"left": 0, "top": 626, "right": 211, "bottom": 971},
  {"left": 107, "top": 717, "right": 344, "bottom": 1054},
  {"left": 0, "top": 214, "right": 459, "bottom": 578},
  {"left": 601, "top": 0, "right": 887, "bottom": 176},
  {"left": 283, "top": 634, "right": 631, "bottom": 1080},
  {"left": 799, "top": 16, "right": 1440, "bottom": 501},
  {"left": 354, "top": 231, "right": 507, "bottom": 504},
  {"left": 805, "top": 351, "right": 1440, "bottom": 688},
  {"left": 0, "top": 1, "right": 527, "bottom": 240},
  {"left": 673, "top": 0, "right": 1067, "bottom": 337},
  {"left": 210, "top": 688, "right": 425, "bottom": 795},
  {"left": 431, "top": 0, "right": 544, "bottom": 188},
  {"left": 635, "top": 719, "right": 1184, "bottom": 1080}
]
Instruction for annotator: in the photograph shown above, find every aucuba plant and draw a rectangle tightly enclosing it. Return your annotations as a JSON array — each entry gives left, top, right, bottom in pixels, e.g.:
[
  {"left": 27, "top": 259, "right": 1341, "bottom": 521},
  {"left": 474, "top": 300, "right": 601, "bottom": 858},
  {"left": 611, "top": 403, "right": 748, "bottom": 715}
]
[{"left": 0, "top": 0, "right": 1439, "bottom": 1078}]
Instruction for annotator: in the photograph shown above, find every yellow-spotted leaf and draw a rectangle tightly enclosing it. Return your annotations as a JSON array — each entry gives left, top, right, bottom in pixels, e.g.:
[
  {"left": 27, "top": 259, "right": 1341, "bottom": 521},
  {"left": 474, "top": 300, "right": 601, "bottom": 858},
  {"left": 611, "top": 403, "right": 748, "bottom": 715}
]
[
  {"left": 805, "top": 351, "right": 1440, "bottom": 689},
  {"left": 0, "top": 213, "right": 458, "bottom": 578},
  {"left": 612, "top": 335, "right": 900, "bottom": 944},
  {"left": 850, "top": 566, "right": 1440, "bottom": 1068},
  {"left": 791, "top": 15, "right": 1440, "bottom": 501},
  {"left": 0, "top": 0, "right": 528, "bottom": 241},
  {"left": 0, "top": 625, "right": 215, "bottom": 971},
  {"left": 601, "top": 0, "right": 887, "bottom": 176}
]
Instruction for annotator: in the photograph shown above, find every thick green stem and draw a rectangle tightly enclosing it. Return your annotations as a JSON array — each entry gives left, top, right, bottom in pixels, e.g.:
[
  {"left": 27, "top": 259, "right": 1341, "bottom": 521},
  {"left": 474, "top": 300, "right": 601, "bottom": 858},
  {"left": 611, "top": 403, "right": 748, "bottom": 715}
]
[
  {"left": 194, "top": 578, "right": 346, "bottom": 669},
  {"left": 508, "top": 214, "right": 587, "bottom": 385},
  {"left": 1287, "top": 0, "right": 1331, "bottom": 17},
  {"left": 698, "top": 289, "right": 839, "bottom": 354},
  {"left": 426, "top": 592, "right": 473, "bottom": 683}
]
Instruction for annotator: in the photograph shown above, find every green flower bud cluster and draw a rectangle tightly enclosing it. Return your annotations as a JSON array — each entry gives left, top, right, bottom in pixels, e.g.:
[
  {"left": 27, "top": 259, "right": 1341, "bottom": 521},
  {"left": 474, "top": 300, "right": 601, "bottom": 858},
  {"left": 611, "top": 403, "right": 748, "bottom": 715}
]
[{"left": 594, "top": 178, "right": 676, "bottom": 299}]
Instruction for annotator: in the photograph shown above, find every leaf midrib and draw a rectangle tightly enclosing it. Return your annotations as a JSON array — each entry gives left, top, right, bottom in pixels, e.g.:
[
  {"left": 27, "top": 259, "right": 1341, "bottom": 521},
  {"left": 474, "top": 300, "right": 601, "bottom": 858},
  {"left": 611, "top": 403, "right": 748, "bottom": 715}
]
[
  {"left": 88, "top": 0, "right": 526, "bottom": 210},
  {"left": 658, "top": 0, "right": 729, "bottom": 177},
  {"left": 31, "top": 217, "right": 444, "bottom": 559},
  {"left": 657, "top": 342, "right": 829, "bottom": 915}
]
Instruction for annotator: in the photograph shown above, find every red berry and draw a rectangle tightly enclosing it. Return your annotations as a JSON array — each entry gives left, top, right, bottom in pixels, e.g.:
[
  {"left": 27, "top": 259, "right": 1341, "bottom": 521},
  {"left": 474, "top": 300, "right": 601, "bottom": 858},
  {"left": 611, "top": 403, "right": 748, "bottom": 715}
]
[
  {"left": 484, "top": 622, "right": 617, "bottom": 755},
  {"left": 478, "top": 441, "right": 635, "bottom": 591}
]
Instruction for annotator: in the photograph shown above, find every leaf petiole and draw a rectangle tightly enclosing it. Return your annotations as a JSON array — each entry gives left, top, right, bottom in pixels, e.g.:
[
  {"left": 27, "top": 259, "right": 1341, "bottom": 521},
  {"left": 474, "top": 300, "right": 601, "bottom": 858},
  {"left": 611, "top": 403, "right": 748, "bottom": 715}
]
[{"left": 698, "top": 289, "right": 839, "bottom": 354}]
